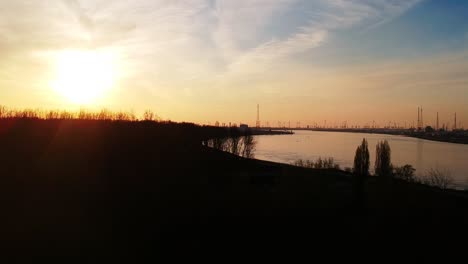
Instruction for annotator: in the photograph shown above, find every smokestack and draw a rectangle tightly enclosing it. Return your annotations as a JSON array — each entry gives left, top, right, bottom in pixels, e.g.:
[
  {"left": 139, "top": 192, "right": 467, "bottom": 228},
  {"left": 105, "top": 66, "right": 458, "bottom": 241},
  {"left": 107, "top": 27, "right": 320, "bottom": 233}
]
[
  {"left": 455, "top": 112, "right": 457, "bottom": 130},
  {"left": 436, "top": 112, "right": 439, "bottom": 130},
  {"left": 417, "top": 107, "right": 421, "bottom": 129},
  {"left": 421, "top": 107, "right": 423, "bottom": 128},
  {"left": 256, "top": 104, "right": 260, "bottom": 128}
]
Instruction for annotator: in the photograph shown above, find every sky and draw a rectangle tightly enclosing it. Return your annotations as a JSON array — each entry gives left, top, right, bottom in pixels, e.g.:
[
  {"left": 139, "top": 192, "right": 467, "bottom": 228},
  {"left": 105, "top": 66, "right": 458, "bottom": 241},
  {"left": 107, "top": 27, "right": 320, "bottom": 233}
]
[{"left": 1, "top": 0, "right": 468, "bottom": 128}]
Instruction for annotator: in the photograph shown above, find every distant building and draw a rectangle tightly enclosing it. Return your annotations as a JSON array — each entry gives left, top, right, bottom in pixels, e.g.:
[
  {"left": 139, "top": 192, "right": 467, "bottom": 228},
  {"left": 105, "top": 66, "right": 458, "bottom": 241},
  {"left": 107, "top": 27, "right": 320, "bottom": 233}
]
[{"left": 239, "top": 124, "right": 249, "bottom": 132}]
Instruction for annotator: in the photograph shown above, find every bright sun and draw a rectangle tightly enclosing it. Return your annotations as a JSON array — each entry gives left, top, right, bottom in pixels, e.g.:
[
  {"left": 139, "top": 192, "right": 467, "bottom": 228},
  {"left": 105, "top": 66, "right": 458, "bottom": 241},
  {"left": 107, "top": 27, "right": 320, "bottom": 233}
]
[{"left": 52, "top": 50, "right": 115, "bottom": 104}]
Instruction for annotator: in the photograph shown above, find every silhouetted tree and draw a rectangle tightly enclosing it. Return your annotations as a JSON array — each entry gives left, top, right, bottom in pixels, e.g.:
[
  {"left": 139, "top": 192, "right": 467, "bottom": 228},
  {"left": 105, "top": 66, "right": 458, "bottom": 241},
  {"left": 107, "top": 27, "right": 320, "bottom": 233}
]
[
  {"left": 375, "top": 140, "right": 392, "bottom": 178},
  {"left": 209, "top": 137, "right": 228, "bottom": 151},
  {"left": 292, "top": 157, "right": 340, "bottom": 169},
  {"left": 353, "top": 138, "right": 369, "bottom": 177},
  {"left": 0, "top": 105, "right": 7, "bottom": 118},
  {"left": 240, "top": 134, "right": 256, "bottom": 158},
  {"left": 228, "top": 136, "right": 241, "bottom": 155},
  {"left": 393, "top": 164, "right": 416, "bottom": 182},
  {"left": 143, "top": 110, "right": 156, "bottom": 121},
  {"left": 353, "top": 138, "right": 369, "bottom": 209},
  {"left": 421, "top": 168, "right": 454, "bottom": 190}
]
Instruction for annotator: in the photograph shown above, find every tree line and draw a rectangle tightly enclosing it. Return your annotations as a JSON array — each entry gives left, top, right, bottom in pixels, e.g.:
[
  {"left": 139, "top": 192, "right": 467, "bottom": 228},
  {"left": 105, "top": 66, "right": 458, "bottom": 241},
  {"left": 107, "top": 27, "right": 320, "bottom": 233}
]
[
  {"left": 353, "top": 138, "right": 454, "bottom": 190},
  {"left": 205, "top": 127, "right": 256, "bottom": 159}
]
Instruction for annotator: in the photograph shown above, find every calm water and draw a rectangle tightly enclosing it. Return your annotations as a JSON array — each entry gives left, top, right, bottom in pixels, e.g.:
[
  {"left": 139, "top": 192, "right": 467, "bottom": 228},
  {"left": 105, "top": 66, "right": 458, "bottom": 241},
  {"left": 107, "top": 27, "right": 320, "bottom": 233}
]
[{"left": 255, "top": 130, "right": 468, "bottom": 189}]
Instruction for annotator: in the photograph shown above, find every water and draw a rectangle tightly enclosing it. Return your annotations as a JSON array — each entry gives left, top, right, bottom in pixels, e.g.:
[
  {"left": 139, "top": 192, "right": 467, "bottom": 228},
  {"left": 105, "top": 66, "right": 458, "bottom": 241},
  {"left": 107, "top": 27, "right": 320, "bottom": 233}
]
[{"left": 255, "top": 130, "right": 468, "bottom": 189}]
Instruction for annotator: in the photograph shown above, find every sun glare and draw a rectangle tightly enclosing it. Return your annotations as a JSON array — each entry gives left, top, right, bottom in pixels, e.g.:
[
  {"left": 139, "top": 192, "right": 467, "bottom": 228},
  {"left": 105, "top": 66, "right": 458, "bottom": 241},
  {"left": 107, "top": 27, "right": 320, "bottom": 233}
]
[{"left": 52, "top": 50, "right": 116, "bottom": 104}]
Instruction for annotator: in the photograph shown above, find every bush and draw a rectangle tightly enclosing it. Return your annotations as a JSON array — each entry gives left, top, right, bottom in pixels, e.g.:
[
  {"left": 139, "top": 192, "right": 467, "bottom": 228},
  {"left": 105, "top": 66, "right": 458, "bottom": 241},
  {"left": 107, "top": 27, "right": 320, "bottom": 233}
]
[
  {"left": 420, "top": 168, "right": 454, "bottom": 190},
  {"left": 292, "top": 157, "right": 340, "bottom": 170},
  {"left": 0, "top": 105, "right": 143, "bottom": 121},
  {"left": 393, "top": 164, "right": 416, "bottom": 182}
]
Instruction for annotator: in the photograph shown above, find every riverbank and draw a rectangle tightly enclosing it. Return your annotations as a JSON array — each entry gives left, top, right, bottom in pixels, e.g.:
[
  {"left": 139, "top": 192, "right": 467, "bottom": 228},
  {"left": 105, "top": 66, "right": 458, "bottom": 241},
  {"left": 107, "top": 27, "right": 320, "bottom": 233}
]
[
  {"left": 290, "top": 128, "right": 468, "bottom": 144},
  {"left": 251, "top": 128, "right": 294, "bottom": 135},
  {"left": 1, "top": 118, "right": 468, "bottom": 259}
]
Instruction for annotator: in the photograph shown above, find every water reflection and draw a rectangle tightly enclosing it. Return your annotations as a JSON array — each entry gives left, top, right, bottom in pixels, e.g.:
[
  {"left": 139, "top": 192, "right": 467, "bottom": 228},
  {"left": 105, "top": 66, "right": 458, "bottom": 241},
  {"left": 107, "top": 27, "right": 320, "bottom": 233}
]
[
  {"left": 255, "top": 130, "right": 468, "bottom": 189},
  {"left": 416, "top": 139, "right": 423, "bottom": 173}
]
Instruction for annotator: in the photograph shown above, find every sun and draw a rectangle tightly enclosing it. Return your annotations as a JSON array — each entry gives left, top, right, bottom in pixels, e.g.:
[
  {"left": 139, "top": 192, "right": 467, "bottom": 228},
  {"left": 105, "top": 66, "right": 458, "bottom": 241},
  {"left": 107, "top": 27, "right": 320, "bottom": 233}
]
[{"left": 52, "top": 50, "right": 116, "bottom": 104}]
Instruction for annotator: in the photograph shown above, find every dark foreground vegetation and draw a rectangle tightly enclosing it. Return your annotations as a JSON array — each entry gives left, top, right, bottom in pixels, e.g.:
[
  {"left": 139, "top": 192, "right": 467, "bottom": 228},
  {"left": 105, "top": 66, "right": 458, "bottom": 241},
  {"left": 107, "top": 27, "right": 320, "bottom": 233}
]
[{"left": 1, "top": 117, "right": 468, "bottom": 260}]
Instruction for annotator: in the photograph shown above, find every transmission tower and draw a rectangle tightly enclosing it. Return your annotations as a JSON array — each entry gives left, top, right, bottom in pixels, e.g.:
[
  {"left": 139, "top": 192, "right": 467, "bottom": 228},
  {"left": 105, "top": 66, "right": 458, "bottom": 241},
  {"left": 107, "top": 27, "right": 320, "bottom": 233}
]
[
  {"left": 256, "top": 104, "right": 260, "bottom": 128},
  {"left": 454, "top": 112, "right": 457, "bottom": 130}
]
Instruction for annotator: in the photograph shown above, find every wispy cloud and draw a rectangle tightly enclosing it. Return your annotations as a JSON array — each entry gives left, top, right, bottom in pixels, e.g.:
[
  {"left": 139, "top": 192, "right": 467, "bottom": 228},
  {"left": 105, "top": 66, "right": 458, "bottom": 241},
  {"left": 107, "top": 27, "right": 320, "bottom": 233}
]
[
  {"left": 61, "top": 0, "right": 94, "bottom": 31},
  {"left": 1, "top": 0, "right": 443, "bottom": 120},
  {"left": 217, "top": 0, "right": 422, "bottom": 79},
  {"left": 0, "top": 0, "right": 422, "bottom": 80}
]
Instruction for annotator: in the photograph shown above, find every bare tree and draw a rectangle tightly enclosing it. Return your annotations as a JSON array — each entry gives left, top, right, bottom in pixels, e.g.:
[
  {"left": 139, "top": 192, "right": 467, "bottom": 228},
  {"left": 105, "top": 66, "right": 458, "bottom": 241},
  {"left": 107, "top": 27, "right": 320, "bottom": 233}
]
[
  {"left": 240, "top": 134, "right": 256, "bottom": 158},
  {"left": 421, "top": 168, "right": 454, "bottom": 190},
  {"left": 228, "top": 136, "right": 241, "bottom": 156},
  {"left": 143, "top": 110, "right": 155, "bottom": 121}
]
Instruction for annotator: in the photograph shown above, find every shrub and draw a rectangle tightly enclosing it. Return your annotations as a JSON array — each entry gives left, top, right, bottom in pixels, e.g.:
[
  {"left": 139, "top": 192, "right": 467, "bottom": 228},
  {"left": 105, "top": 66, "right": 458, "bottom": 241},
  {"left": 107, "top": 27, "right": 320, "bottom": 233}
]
[
  {"left": 420, "top": 168, "right": 454, "bottom": 190},
  {"left": 292, "top": 157, "right": 340, "bottom": 170},
  {"left": 393, "top": 164, "right": 417, "bottom": 182},
  {"left": 0, "top": 105, "right": 155, "bottom": 121}
]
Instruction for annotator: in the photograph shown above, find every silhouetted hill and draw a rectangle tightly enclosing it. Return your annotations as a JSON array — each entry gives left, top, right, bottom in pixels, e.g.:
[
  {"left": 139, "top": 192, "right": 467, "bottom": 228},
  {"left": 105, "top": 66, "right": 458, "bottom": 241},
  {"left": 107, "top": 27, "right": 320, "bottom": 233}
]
[{"left": 1, "top": 118, "right": 467, "bottom": 260}]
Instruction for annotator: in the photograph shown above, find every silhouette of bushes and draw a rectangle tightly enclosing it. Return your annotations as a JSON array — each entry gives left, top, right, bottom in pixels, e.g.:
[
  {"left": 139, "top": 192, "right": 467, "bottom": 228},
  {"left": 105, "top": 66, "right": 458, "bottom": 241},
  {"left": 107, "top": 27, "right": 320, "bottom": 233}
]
[
  {"left": 143, "top": 110, "right": 160, "bottom": 121},
  {"left": 227, "top": 128, "right": 241, "bottom": 156},
  {"left": 240, "top": 134, "right": 256, "bottom": 158},
  {"left": 207, "top": 127, "right": 257, "bottom": 158},
  {"left": 393, "top": 164, "right": 416, "bottom": 182},
  {"left": 420, "top": 168, "right": 454, "bottom": 190},
  {"left": 292, "top": 157, "right": 340, "bottom": 169},
  {"left": 0, "top": 105, "right": 140, "bottom": 121},
  {"left": 392, "top": 165, "right": 454, "bottom": 190}
]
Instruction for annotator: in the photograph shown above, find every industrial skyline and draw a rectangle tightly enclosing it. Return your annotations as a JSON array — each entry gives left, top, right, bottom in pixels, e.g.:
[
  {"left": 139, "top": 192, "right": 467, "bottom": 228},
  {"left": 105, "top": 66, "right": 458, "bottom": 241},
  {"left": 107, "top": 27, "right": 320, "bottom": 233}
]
[{"left": 208, "top": 105, "right": 463, "bottom": 131}]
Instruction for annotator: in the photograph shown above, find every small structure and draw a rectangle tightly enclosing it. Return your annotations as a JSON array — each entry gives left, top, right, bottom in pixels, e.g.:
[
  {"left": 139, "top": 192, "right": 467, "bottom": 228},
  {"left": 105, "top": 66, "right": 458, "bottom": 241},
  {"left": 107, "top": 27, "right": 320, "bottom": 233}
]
[{"left": 239, "top": 124, "right": 249, "bottom": 132}]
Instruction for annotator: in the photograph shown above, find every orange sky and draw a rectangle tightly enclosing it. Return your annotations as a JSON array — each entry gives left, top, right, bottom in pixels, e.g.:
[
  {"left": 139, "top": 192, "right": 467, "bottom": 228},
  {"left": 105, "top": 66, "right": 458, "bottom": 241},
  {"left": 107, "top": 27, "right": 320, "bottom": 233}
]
[{"left": 1, "top": 1, "right": 467, "bottom": 128}]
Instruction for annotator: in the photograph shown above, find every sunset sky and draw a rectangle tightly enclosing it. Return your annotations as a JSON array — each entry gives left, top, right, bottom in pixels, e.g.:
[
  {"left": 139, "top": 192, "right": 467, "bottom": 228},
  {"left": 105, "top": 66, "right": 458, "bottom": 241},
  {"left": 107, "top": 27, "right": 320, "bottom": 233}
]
[{"left": 1, "top": 0, "right": 467, "bottom": 127}]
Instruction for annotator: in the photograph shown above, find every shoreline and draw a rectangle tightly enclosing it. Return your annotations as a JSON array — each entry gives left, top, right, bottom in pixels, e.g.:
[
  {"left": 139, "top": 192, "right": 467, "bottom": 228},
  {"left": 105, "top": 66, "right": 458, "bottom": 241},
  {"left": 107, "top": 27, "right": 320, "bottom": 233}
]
[
  {"left": 250, "top": 128, "right": 294, "bottom": 136},
  {"left": 277, "top": 128, "right": 468, "bottom": 145}
]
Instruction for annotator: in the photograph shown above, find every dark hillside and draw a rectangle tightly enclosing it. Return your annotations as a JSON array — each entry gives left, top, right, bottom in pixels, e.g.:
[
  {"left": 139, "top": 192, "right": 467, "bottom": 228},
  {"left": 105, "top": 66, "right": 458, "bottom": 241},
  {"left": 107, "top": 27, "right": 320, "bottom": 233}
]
[{"left": 1, "top": 119, "right": 467, "bottom": 259}]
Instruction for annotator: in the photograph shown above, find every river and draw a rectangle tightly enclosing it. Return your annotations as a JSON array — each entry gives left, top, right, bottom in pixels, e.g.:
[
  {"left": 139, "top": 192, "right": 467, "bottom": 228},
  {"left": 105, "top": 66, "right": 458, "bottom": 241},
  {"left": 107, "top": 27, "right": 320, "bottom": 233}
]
[{"left": 255, "top": 130, "right": 468, "bottom": 189}]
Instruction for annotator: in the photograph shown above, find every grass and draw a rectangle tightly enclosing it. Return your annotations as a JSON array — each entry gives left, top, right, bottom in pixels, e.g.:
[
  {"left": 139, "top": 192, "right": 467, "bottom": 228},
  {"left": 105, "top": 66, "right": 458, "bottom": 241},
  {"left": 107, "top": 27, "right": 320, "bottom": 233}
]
[{"left": 0, "top": 105, "right": 154, "bottom": 121}]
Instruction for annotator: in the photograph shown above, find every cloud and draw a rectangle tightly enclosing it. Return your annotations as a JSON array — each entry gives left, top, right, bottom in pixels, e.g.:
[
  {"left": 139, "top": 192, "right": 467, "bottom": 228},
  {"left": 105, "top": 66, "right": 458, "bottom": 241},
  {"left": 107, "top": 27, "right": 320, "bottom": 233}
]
[
  {"left": 0, "top": 0, "right": 425, "bottom": 103},
  {"left": 212, "top": 0, "right": 296, "bottom": 59},
  {"left": 0, "top": 0, "right": 422, "bottom": 74},
  {"left": 61, "top": 0, "right": 94, "bottom": 31},
  {"left": 216, "top": 0, "right": 422, "bottom": 80}
]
